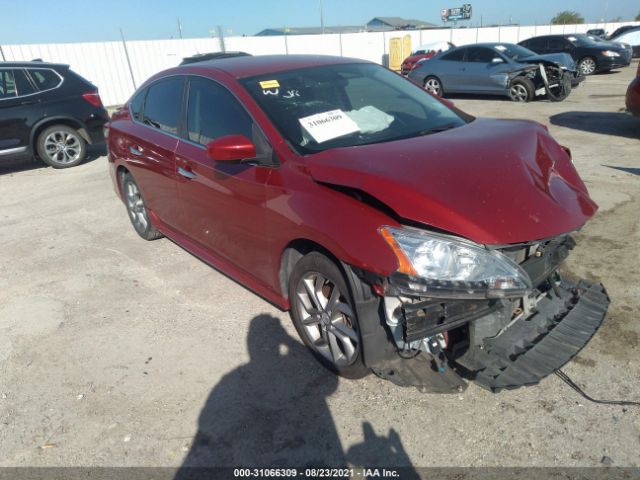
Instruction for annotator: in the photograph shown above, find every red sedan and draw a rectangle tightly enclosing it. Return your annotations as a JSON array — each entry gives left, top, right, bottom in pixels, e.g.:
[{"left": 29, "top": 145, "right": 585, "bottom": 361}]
[
  {"left": 626, "top": 62, "right": 640, "bottom": 116},
  {"left": 107, "top": 55, "right": 609, "bottom": 393}
]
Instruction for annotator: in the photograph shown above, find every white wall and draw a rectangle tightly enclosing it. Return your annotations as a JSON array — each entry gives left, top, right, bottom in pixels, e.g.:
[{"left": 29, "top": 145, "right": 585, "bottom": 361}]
[{"left": 1, "top": 21, "right": 635, "bottom": 106}]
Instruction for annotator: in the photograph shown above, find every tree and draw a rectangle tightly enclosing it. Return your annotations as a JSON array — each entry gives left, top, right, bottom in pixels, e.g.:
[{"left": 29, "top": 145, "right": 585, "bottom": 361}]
[
  {"left": 551, "top": 11, "right": 584, "bottom": 25},
  {"left": 636, "top": 11, "right": 640, "bottom": 21}
]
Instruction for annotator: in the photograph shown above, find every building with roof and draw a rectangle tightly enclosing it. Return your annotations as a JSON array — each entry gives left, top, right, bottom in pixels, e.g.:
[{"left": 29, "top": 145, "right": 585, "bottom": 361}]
[{"left": 255, "top": 16, "right": 438, "bottom": 36}]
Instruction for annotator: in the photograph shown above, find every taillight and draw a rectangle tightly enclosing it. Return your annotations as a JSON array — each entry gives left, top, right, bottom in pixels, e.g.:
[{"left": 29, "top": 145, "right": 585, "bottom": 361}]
[{"left": 82, "top": 91, "right": 103, "bottom": 108}]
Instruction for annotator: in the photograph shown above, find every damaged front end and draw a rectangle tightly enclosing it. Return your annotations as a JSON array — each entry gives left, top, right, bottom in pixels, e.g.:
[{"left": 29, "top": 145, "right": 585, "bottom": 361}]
[
  {"left": 365, "top": 230, "right": 609, "bottom": 393},
  {"left": 509, "top": 60, "right": 579, "bottom": 102}
]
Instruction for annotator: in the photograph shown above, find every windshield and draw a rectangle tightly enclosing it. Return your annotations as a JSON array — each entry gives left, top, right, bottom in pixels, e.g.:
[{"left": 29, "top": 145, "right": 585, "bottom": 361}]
[
  {"left": 567, "top": 34, "right": 596, "bottom": 46},
  {"left": 241, "top": 63, "right": 467, "bottom": 154},
  {"left": 493, "top": 44, "right": 537, "bottom": 60}
]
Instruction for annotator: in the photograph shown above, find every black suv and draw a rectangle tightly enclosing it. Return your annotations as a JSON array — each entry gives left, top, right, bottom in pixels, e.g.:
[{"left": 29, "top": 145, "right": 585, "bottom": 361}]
[
  {"left": 519, "top": 34, "right": 632, "bottom": 75},
  {"left": 0, "top": 61, "right": 109, "bottom": 168}
]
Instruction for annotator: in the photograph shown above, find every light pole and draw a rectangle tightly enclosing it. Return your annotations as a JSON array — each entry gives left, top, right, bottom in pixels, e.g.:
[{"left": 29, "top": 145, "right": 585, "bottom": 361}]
[{"left": 320, "top": 0, "right": 325, "bottom": 34}]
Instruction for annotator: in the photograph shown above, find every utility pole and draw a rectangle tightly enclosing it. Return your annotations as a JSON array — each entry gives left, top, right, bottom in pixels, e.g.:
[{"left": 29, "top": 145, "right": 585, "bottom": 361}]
[
  {"left": 320, "top": 0, "right": 325, "bottom": 34},
  {"left": 177, "top": 18, "right": 183, "bottom": 39}
]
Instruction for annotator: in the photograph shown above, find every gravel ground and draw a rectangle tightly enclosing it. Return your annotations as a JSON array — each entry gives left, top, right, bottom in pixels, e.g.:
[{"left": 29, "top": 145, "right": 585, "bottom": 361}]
[{"left": 0, "top": 60, "right": 638, "bottom": 470}]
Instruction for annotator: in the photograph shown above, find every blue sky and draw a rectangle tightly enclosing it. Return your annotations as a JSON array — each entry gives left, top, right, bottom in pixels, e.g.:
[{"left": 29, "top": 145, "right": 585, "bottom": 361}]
[{"left": 1, "top": 0, "right": 638, "bottom": 44}]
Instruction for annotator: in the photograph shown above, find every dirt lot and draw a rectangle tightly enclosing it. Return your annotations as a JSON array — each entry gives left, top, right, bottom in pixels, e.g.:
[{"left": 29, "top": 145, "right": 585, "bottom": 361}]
[{"left": 0, "top": 61, "right": 638, "bottom": 470}]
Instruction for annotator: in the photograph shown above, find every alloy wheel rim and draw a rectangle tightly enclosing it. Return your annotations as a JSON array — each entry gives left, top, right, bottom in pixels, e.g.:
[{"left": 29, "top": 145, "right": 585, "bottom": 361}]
[
  {"left": 510, "top": 84, "right": 528, "bottom": 102},
  {"left": 425, "top": 78, "right": 441, "bottom": 95},
  {"left": 44, "top": 131, "right": 81, "bottom": 164},
  {"left": 125, "top": 181, "right": 149, "bottom": 231},
  {"left": 295, "top": 272, "right": 359, "bottom": 367},
  {"left": 580, "top": 59, "right": 596, "bottom": 75}
]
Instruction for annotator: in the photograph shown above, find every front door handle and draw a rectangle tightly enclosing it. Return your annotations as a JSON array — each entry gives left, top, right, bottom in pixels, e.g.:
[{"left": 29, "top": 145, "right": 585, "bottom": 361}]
[
  {"left": 177, "top": 166, "right": 197, "bottom": 179},
  {"left": 129, "top": 146, "right": 143, "bottom": 156}
]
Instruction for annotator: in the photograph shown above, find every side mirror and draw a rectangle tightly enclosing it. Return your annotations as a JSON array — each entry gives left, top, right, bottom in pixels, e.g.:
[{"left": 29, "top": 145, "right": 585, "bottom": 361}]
[
  {"left": 491, "top": 57, "right": 504, "bottom": 64},
  {"left": 206, "top": 135, "right": 256, "bottom": 162}
]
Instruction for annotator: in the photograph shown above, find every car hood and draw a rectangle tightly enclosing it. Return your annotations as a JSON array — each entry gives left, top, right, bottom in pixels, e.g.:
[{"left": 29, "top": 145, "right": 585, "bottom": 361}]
[
  {"left": 520, "top": 53, "right": 576, "bottom": 70},
  {"left": 306, "top": 118, "right": 597, "bottom": 245}
]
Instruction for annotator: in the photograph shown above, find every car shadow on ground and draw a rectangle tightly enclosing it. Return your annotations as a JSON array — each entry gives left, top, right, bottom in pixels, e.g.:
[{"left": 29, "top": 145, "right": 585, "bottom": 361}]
[
  {"left": 0, "top": 143, "right": 106, "bottom": 175},
  {"left": 550, "top": 111, "right": 640, "bottom": 139},
  {"left": 174, "top": 314, "right": 419, "bottom": 479}
]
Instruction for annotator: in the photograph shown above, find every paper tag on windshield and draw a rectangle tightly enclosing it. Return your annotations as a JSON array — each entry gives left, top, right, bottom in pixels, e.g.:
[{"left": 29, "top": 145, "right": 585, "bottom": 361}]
[{"left": 299, "top": 109, "right": 360, "bottom": 143}]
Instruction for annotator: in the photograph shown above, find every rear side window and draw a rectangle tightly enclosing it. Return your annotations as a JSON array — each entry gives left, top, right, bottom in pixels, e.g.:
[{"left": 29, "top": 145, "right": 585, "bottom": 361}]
[
  {"left": 0, "top": 70, "right": 17, "bottom": 99},
  {"left": 28, "top": 69, "right": 62, "bottom": 91},
  {"left": 466, "top": 47, "right": 498, "bottom": 63},
  {"left": 525, "top": 37, "right": 547, "bottom": 50},
  {"left": 143, "top": 78, "right": 185, "bottom": 135},
  {"left": 549, "top": 37, "right": 568, "bottom": 50},
  {"left": 129, "top": 89, "right": 146, "bottom": 122},
  {"left": 441, "top": 48, "right": 465, "bottom": 61},
  {"left": 185, "top": 77, "right": 253, "bottom": 145},
  {"left": 14, "top": 70, "right": 36, "bottom": 96}
]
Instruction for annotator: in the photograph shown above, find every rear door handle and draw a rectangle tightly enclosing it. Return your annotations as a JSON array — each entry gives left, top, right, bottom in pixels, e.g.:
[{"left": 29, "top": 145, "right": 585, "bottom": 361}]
[
  {"left": 177, "top": 166, "right": 197, "bottom": 179},
  {"left": 129, "top": 146, "right": 143, "bottom": 156}
]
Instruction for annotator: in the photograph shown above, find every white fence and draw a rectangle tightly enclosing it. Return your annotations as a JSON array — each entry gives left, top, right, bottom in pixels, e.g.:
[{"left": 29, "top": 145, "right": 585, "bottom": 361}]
[{"left": 1, "top": 21, "right": 635, "bottom": 106}]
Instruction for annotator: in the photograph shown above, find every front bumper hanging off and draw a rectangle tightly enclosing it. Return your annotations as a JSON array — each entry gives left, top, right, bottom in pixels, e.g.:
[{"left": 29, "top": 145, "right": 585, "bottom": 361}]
[{"left": 372, "top": 277, "right": 609, "bottom": 393}]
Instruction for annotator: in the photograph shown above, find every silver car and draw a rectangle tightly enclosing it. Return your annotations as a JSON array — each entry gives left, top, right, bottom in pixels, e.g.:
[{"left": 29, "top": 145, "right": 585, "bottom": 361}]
[{"left": 408, "top": 43, "right": 580, "bottom": 102}]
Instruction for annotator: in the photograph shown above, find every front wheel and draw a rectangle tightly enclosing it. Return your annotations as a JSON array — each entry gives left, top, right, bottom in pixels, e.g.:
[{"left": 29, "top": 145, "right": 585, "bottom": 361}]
[
  {"left": 288, "top": 252, "right": 369, "bottom": 379},
  {"left": 578, "top": 57, "right": 597, "bottom": 76},
  {"left": 509, "top": 77, "right": 535, "bottom": 102},
  {"left": 36, "top": 125, "right": 86, "bottom": 168}
]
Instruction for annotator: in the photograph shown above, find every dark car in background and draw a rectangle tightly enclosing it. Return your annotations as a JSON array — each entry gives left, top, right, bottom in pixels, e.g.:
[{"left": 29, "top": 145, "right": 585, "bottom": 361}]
[
  {"left": 106, "top": 54, "right": 608, "bottom": 393},
  {"left": 519, "top": 34, "right": 632, "bottom": 75},
  {"left": 586, "top": 28, "right": 607, "bottom": 39},
  {"left": 408, "top": 43, "right": 578, "bottom": 102},
  {"left": 627, "top": 63, "right": 640, "bottom": 116},
  {"left": 609, "top": 27, "right": 640, "bottom": 57},
  {"left": 0, "top": 61, "right": 108, "bottom": 168}
]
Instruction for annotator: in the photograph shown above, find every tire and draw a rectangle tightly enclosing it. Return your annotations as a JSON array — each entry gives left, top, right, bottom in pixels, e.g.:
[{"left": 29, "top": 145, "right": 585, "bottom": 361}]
[
  {"left": 509, "top": 77, "right": 535, "bottom": 102},
  {"left": 36, "top": 125, "right": 86, "bottom": 169},
  {"left": 548, "top": 72, "right": 572, "bottom": 102},
  {"left": 577, "top": 57, "right": 597, "bottom": 76},
  {"left": 423, "top": 76, "right": 443, "bottom": 97},
  {"left": 288, "top": 252, "right": 370, "bottom": 379},
  {"left": 119, "top": 172, "right": 164, "bottom": 241}
]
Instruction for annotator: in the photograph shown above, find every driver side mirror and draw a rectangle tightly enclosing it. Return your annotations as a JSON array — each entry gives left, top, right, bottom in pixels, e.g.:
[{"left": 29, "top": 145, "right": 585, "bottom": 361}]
[{"left": 206, "top": 135, "right": 256, "bottom": 162}]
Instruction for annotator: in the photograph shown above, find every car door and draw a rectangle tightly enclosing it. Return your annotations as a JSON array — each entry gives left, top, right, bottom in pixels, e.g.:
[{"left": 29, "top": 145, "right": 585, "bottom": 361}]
[
  {"left": 463, "top": 47, "right": 509, "bottom": 93},
  {"left": 0, "top": 68, "right": 38, "bottom": 157},
  {"left": 123, "top": 77, "right": 185, "bottom": 230},
  {"left": 434, "top": 48, "right": 467, "bottom": 92},
  {"left": 174, "top": 76, "right": 275, "bottom": 284}
]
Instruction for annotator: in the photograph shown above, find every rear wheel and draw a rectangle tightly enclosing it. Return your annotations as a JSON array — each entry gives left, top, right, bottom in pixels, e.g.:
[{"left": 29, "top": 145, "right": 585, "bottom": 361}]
[
  {"left": 509, "top": 77, "right": 535, "bottom": 102},
  {"left": 36, "top": 125, "right": 86, "bottom": 168},
  {"left": 120, "top": 172, "right": 164, "bottom": 241},
  {"left": 423, "top": 76, "right": 443, "bottom": 97},
  {"left": 577, "top": 57, "right": 597, "bottom": 76},
  {"left": 289, "top": 252, "right": 369, "bottom": 379}
]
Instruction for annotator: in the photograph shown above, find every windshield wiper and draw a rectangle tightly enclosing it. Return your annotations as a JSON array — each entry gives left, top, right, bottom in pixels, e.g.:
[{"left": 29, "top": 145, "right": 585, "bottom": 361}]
[{"left": 417, "top": 123, "right": 459, "bottom": 136}]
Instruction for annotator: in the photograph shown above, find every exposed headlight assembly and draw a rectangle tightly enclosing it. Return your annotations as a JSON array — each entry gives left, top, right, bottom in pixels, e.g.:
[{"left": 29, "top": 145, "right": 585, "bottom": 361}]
[
  {"left": 601, "top": 50, "right": 621, "bottom": 57},
  {"left": 380, "top": 226, "right": 532, "bottom": 299}
]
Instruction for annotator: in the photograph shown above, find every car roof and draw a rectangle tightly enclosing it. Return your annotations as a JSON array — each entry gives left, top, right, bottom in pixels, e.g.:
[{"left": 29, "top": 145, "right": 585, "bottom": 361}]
[
  {"left": 0, "top": 60, "right": 69, "bottom": 69},
  {"left": 175, "top": 54, "right": 369, "bottom": 79}
]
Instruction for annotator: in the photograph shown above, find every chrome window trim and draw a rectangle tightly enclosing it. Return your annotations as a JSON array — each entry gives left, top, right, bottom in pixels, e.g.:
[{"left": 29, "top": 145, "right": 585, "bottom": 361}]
[
  {"left": 0, "top": 146, "right": 28, "bottom": 156},
  {"left": 0, "top": 67, "right": 63, "bottom": 102}
]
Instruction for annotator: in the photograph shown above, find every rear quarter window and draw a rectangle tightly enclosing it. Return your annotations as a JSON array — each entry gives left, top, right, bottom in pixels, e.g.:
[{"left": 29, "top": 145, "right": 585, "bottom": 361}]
[{"left": 28, "top": 69, "right": 63, "bottom": 91}]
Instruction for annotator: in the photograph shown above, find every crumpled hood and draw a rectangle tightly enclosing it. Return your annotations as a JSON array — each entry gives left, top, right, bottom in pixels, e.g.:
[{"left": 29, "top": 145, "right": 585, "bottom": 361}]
[
  {"left": 520, "top": 53, "right": 576, "bottom": 71},
  {"left": 306, "top": 118, "right": 597, "bottom": 245}
]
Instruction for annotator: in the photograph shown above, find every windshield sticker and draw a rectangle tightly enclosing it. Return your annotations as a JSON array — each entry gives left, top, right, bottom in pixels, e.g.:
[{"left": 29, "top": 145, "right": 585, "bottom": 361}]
[
  {"left": 259, "top": 80, "right": 280, "bottom": 89},
  {"left": 494, "top": 45, "right": 507, "bottom": 51},
  {"left": 567, "top": 36, "right": 577, "bottom": 41},
  {"left": 283, "top": 89, "right": 300, "bottom": 99},
  {"left": 299, "top": 109, "right": 360, "bottom": 143}
]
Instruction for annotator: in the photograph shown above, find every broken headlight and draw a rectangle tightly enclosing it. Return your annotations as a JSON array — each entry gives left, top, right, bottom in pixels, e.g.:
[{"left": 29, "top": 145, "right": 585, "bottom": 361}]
[{"left": 380, "top": 226, "right": 532, "bottom": 299}]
